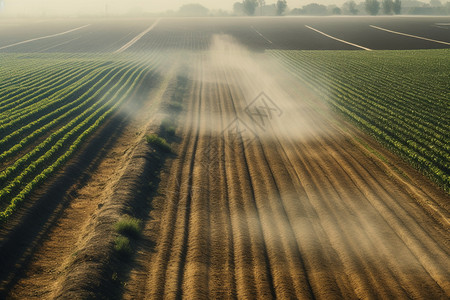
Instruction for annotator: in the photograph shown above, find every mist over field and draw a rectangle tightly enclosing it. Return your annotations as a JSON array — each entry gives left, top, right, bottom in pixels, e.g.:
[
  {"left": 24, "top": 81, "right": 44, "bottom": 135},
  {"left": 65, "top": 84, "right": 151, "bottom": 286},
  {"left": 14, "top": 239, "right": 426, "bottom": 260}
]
[{"left": 0, "top": 0, "right": 339, "bottom": 16}]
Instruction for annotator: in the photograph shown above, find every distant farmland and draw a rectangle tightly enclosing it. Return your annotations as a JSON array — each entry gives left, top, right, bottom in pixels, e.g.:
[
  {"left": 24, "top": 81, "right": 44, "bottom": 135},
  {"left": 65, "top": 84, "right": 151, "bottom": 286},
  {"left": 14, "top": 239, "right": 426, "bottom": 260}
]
[{"left": 0, "top": 16, "right": 449, "bottom": 299}]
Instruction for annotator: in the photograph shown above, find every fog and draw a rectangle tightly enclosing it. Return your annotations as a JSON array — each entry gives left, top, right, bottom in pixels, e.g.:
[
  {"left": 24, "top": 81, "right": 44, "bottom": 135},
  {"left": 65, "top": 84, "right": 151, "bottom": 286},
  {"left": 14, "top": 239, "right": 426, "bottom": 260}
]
[{"left": 0, "top": 0, "right": 340, "bottom": 17}]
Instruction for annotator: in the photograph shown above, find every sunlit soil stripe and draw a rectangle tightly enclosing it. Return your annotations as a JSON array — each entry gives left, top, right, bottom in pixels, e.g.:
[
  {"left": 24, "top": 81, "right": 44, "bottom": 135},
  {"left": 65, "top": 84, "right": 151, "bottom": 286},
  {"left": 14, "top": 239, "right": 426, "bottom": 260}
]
[
  {"left": 0, "top": 25, "right": 91, "bottom": 50},
  {"left": 370, "top": 25, "right": 450, "bottom": 46},
  {"left": 305, "top": 25, "right": 372, "bottom": 51},
  {"left": 115, "top": 18, "right": 161, "bottom": 53}
]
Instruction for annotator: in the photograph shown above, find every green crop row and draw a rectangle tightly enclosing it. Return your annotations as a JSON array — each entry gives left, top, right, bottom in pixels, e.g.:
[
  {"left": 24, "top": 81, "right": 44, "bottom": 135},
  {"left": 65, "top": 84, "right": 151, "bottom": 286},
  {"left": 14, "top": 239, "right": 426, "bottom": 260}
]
[
  {"left": 0, "top": 63, "right": 141, "bottom": 193},
  {"left": 0, "top": 61, "right": 125, "bottom": 132},
  {"left": 271, "top": 49, "right": 450, "bottom": 192},
  {"left": 0, "top": 62, "right": 125, "bottom": 135},
  {"left": 0, "top": 59, "right": 87, "bottom": 107},
  {"left": 0, "top": 53, "right": 159, "bottom": 222},
  {"left": 0, "top": 61, "right": 101, "bottom": 115},
  {"left": 0, "top": 57, "right": 82, "bottom": 95},
  {"left": 0, "top": 64, "right": 132, "bottom": 170},
  {"left": 0, "top": 61, "right": 116, "bottom": 126}
]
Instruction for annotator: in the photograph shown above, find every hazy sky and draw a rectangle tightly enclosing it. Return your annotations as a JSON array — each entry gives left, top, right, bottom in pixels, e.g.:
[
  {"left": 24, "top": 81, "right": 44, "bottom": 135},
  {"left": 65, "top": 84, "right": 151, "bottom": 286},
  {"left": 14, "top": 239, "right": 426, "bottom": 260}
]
[
  {"left": 142, "top": 0, "right": 309, "bottom": 11},
  {"left": 1, "top": 0, "right": 330, "bottom": 16}
]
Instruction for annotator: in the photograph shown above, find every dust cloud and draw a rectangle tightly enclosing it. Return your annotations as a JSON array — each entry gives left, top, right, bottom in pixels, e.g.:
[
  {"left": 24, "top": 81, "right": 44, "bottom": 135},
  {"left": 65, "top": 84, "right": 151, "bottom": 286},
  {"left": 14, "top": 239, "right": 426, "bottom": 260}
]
[
  {"left": 178, "top": 35, "right": 435, "bottom": 289},
  {"left": 185, "top": 34, "right": 335, "bottom": 144}
]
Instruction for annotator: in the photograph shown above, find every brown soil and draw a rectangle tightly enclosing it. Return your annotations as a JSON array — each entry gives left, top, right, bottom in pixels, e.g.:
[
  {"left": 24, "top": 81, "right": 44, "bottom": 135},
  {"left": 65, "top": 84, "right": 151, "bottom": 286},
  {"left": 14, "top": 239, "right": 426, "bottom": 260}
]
[{"left": 122, "top": 39, "right": 449, "bottom": 299}]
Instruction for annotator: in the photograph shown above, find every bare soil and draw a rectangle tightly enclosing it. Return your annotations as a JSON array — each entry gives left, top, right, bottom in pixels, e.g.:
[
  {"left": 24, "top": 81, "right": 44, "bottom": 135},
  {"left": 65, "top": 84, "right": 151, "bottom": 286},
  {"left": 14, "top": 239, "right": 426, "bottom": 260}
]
[{"left": 122, "top": 39, "right": 449, "bottom": 299}]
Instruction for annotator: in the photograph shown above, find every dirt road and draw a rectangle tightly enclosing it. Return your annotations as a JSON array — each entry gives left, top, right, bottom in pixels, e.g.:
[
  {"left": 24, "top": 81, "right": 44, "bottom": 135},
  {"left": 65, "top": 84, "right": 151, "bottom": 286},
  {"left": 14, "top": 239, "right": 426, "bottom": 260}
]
[{"left": 124, "top": 36, "right": 449, "bottom": 299}]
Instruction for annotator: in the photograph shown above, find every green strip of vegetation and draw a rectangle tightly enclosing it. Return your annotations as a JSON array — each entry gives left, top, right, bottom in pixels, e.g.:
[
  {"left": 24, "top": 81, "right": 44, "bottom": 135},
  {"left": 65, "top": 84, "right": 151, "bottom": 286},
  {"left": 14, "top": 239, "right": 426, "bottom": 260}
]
[
  {"left": 146, "top": 134, "right": 172, "bottom": 153},
  {"left": 113, "top": 215, "right": 143, "bottom": 259},
  {"left": 114, "top": 236, "right": 133, "bottom": 258},
  {"left": 0, "top": 54, "right": 159, "bottom": 223},
  {"left": 114, "top": 215, "right": 143, "bottom": 239},
  {"left": 271, "top": 49, "right": 449, "bottom": 192}
]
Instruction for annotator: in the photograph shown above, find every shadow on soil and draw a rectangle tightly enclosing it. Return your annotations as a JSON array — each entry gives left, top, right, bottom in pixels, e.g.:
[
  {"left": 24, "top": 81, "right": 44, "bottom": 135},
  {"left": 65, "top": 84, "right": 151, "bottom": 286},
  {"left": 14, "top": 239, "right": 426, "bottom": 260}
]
[
  {"left": 107, "top": 73, "right": 189, "bottom": 299},
  {"left": 107, "top": 149, "right": 174, "bottom": 299}
]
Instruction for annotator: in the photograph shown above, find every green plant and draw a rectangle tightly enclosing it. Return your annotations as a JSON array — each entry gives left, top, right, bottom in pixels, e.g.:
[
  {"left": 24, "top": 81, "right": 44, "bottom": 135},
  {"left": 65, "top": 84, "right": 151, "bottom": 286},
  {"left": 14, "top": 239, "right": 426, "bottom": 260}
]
[
  {"left": 114, "top": 236, "right": 132, "bottom": 257},
  {"left": 114, "top": 216, "right": 142, "bottom": 238},
  {"left": 146, "top": 134, "right": 171, "bottom": 153}
]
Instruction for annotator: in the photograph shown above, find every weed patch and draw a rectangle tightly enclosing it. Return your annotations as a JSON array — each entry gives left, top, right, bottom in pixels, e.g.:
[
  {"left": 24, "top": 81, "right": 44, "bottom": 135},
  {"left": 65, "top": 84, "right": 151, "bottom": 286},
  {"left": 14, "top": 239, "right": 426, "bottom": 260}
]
[
  {"left": 114, "top": 216, "right": 142, "bottom": 238},
  {"left": 146, "top": 134, "right": 171, "bottom": 153}
]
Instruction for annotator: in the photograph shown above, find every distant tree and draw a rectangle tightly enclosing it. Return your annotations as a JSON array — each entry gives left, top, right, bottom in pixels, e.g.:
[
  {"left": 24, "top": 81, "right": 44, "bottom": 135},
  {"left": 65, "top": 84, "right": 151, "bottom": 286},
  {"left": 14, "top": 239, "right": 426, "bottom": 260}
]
[
  {"left": 430, "top": 0, "right": 442, "bottom": 6},
  {"left": 445, "top": 1, "right": 450, "bottom": 12},
  {"left": 277, "top": 0, "right": 288, "bottom": 15},
  {"left": 243, "top": 0, "right": 258, "bottom": 15},
  {"left": 332, "top": 6, "right": 342, "bottom": 14},
  {"left": 393, "top": 0, "right": 402, "bottom": 13},
  {"left": 290, "top": 8, "right": 304, "bottom": 14},
  {"left": 365, "top": 0, "right": 381, "bottom": 14},
  {"left": 382, "top": 0, "right": 394, "bottom": 13},
  {"left": 178, "top": 3, "right": 209, "bottom": 16},
  {"left": 258, "top": 0, "right": 266, "bottom": 15},
  {"left": 262, "top": 4, "right": 278, "bottom": 15},
  {"left": 233, "top": 2, "right": 244, "bottom": 15},
  {"left": 303, "top": 3, "right": 328, "bottom": 15},
  {"left": 343, "top": 0, "right": 359, "bottom": 14}
]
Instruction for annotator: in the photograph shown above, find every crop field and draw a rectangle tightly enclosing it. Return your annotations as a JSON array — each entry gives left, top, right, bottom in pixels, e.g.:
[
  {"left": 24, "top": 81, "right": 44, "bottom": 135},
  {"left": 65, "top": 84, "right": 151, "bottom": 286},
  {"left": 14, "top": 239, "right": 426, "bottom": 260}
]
[
  {"left": 0, "top": 53, "right": 161, "bottom": 222},
  {"left": 271, "top": 49, "right": 450, "bottom": 191},
  {"left": 0, "top": 16, "right": 449, "bottom": 299}
]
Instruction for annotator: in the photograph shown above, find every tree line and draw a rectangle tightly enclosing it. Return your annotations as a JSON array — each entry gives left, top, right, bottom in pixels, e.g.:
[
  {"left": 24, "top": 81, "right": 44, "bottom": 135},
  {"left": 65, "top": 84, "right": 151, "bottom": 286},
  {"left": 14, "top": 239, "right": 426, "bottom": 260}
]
[
  {"left": 232, "top": 1, "right": 288, "bottom": 16},
  {"left": 234, "top": 0, "right": 399, "bottom": 15},
  {"left": 232, "top": 0, "right": 450, "bottom": 16}
]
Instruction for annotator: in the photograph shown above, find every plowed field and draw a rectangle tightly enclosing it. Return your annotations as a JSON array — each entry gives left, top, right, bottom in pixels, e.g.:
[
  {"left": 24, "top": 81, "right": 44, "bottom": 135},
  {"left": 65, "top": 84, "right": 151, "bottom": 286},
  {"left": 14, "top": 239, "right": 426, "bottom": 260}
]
[{"left": 122, "top": 37, "right": 449, "bottom": 299}]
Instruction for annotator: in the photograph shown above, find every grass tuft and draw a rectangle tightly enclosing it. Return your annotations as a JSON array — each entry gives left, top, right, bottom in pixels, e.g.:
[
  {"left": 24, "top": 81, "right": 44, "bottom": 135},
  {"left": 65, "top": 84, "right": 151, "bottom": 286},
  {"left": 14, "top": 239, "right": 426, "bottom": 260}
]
[
  {"left": 114, "top": 216, "right": 142, "bottom": 238},
  {"left": 146, "top": 134, "right": 171, "bottom": 153},
  {"left": 114, "top": 236, "right": 132, "bottom": 257}
]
